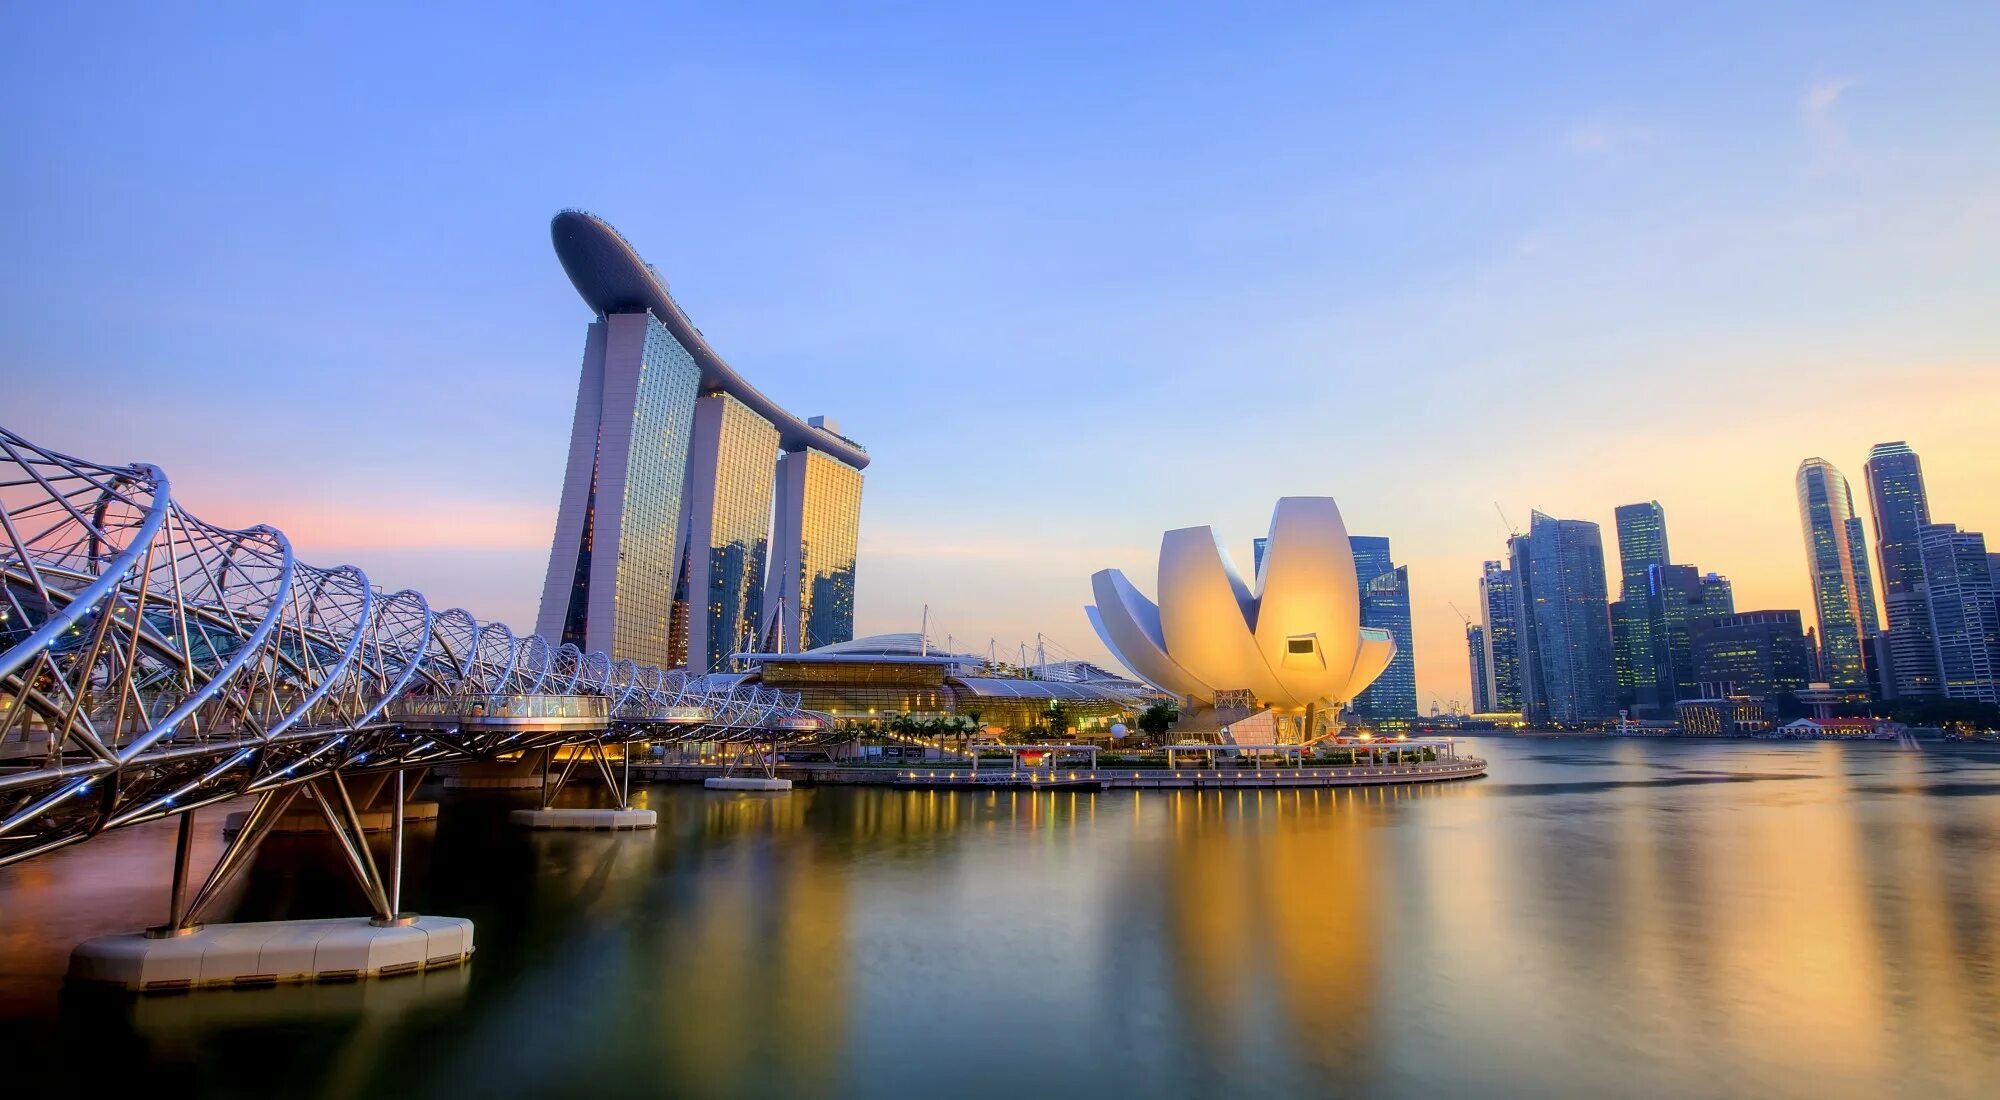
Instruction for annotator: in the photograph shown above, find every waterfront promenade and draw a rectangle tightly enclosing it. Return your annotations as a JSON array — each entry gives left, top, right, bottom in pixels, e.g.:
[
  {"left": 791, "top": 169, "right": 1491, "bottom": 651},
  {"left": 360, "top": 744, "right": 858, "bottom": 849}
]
[{"left": 637, "top": 755, "right": 1488, "bottom": 790}]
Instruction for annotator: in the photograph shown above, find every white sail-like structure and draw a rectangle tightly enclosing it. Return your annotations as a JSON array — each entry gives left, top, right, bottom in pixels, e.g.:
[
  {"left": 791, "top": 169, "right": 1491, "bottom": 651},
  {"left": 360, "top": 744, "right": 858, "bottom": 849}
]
[{"left": 1087, "top": 497, "right": 1395, "bottom": 711}]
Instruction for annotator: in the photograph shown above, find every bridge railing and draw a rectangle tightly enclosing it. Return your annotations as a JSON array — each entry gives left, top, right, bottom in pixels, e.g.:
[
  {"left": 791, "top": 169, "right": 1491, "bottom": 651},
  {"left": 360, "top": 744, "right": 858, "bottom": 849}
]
[{"left": 388, "top": 693, "right": 610, "bottom": 723}]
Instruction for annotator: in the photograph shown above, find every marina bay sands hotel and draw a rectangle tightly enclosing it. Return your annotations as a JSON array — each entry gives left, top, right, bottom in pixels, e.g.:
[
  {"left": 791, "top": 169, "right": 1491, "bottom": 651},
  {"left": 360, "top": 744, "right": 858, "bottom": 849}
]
[{"left": 535, "top": 211, "right": 866, "bottom": 673}]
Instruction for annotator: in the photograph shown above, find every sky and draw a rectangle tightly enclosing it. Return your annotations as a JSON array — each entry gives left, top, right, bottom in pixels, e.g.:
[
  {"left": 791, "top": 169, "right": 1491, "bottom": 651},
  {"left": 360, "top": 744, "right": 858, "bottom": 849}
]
[{"left": 3, "top": 3, "right": 1997, "bottom": 709}]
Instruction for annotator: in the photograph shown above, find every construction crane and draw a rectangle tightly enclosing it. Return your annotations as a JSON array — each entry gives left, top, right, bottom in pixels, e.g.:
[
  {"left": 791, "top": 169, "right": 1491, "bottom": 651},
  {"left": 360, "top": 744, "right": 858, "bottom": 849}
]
[{"left": 1494, "top": 502, "right": 1521, "bottom": 540}]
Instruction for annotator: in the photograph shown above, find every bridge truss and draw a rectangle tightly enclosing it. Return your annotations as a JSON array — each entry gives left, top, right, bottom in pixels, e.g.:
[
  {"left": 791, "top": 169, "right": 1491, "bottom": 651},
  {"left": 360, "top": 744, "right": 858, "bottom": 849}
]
[{"left": 0, "top": 426, "right": 829, "bottom": 873}]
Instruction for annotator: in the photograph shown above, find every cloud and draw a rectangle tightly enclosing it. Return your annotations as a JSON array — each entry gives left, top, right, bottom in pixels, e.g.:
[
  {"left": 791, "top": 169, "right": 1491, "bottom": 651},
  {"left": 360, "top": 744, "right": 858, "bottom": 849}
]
[{"left": 1801, "top": 77, "right": 1860, "bottom": 155}]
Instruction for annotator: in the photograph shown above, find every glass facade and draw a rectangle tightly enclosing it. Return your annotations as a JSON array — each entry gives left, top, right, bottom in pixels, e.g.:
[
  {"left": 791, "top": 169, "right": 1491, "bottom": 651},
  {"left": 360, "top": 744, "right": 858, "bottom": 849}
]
[
  {"left": 777, "top": 449, "right": 863, "bottom": 652},
  {"left": 1349, "top": 536, "right": 1417, "bottom": 720},
  {"left": 1479, "top": 560, "right": 1521, "bottom": 711},
  {"left": 1611, "top": 501, "right": 1671, "bottom": 714},
  {"left": 688, "top": 392, "right": 779, "bottom": 673},
  {"left": 1691, "top": 610, "right": 1812, "bottom": 700},
  {"left": 1796, "top": 459, "right": 1878, "bottom": 689},
  {"left": 1613, "top": 502, "right": 1671, "bottom": 600},
  {"left": 1700, "top": 572, "right": 1734, "bottom": 617},
  {"left": 543, "top": 312, "right": 704, "bottom": 666},
  {"left": 1466, "top": 624, "right": 1490, "bottom": 712},
  {"left": 1864, "top": 441, "right": 1942, "bottom": 698},
  {"left": 611, "top": 316, "right": 703, "bottom": 663},
  {"left": 1515, "top": 512, "right": 1618, "bottom": 724},
  {"left": 1919, "top": 524, "right": 2000, "bottom": 703}
]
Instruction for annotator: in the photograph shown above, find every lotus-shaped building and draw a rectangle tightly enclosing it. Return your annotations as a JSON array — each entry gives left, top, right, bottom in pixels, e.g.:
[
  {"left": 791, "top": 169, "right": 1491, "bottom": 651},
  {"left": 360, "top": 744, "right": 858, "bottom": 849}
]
[{"left": 1087, "top": 497, "right": 1396, "bottom": 719}]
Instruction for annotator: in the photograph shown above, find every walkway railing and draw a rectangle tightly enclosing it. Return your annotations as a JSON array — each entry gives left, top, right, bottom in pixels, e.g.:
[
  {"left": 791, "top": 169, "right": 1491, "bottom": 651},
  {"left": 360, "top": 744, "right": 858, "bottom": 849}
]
[{"left": 0, "top": 424, "right": 822, "bottom": 868}]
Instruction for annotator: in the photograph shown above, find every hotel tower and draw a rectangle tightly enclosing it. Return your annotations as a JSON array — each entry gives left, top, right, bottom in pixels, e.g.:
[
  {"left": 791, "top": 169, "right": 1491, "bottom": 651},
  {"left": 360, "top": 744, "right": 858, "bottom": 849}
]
[{"left": 535, "top": 211, "right": 867, "bottom": 672}]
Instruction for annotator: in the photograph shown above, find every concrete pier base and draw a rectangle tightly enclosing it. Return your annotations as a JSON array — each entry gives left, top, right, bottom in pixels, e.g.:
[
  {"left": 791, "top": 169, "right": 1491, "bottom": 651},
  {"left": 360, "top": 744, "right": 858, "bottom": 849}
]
[
  {"left": 508, "top": 807, "right": 658, "bottom": 830},
  {"left": 222, "top": 801, "right": 438, "bottom": 837},
  {"left": 704, "top": 776, "right": 793, "bottom": 791},
  {"left": 68, "top": 916, "right": 474, "bottom": 992}
]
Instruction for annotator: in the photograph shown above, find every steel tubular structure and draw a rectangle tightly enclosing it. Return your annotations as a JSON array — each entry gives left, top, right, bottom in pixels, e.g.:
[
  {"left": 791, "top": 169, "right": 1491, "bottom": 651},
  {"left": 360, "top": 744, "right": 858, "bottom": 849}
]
[{"left": 0, "top": 426, "right": 824, "bottom": 868}]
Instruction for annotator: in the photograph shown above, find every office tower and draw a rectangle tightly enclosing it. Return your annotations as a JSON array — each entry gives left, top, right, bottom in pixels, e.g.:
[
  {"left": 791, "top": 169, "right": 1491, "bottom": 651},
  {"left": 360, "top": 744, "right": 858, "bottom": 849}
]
[
  {"left": 1479, "top": 560, "right": 1522, "bottom": 712},
  {"left": 1691, "top": 610, "right": 1813, "bottom": 701},
  {"left": 766, "top": 433, "right": 864, "bottom": 652},
  {"left": 1919, "top": 524, "right": 2000, "bottom": 703},
  {"left": 536, "top": 211, "right": 868, "bottom": 670},
  {"left": 1349, "top": 535, "right": 1418, "bottom": 719},
  {"left": 1700, "top": 572, "right": 1734, "bottom": 616},
  {"left": 1795, "top": 458, "right": 1879, "bottom": 690},
  {"left": 1614, "top": 502, "right": 1671, "bottom": 599},
  {"left": 1467, "top": 624, "right": 1491, "bottom": 712},
  {"left": 1863, "top": 441, "right": 1941, "bottom": 698},
  {"left": 1610, "top": 600, "right": 1655, "bottom": 712},
  {"left": 1512, "top": 512, "right": 1618, "bottom": 724},
  {"left": 1611, "top": 502, "right": 1671, "bottom": 713},
  {"left": 1645, "top": 563, "right": 1706, "bottom": 710}
]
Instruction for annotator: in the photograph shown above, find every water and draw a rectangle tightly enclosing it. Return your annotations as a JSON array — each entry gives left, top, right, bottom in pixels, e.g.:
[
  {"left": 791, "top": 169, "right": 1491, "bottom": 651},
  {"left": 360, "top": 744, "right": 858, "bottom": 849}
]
[{"left": 4, "top": 737, "right": 2000, "bottom": 1098}]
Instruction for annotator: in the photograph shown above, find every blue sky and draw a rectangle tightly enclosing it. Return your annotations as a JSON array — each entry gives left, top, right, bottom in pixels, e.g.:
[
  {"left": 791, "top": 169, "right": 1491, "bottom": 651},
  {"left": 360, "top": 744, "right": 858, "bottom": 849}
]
[{"left": 4, "top": 3, "right": 1997, "bottom": 706}]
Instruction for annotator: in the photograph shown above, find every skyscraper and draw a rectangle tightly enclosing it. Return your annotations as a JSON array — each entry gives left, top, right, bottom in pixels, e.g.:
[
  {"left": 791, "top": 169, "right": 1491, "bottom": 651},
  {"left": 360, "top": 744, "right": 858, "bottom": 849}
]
[
  {"left": 1466, "top": 623, "right": 1491, "bottom": 713},
  {"left": 536, "top": 211, "right": 868, "bottom": 671},
  {"left": 1863, "top": 441, "right": 1941, "bottom": 698},
  {"left": 766, "top": 432, "right": 864, "bottom": 652},
  {"left": 1513, "top": 511, "right": 1618, "bottom": 724},
  {"left": 1478, "top": 560, "right": 1522, "bottom": 712},
  {"left": 1614, "top": 502, "right": 1671, "bottom": 599},
  {"left": 1919, "top": 523, "right": 2000, "bottom": 703},
  {"left": 1611, "top": 502, "right": 1671, "bottom": 714},
  {"left": 1644, "top": 564, "right": 1707, "bottom": 708},
  {"left": 1795, "top": 458, "right": 1879, "bottom": 689},
  {"left": 1349, "top": 535, "right": 1418, "bottom": 720},
  {"left": 1699, "top": 572, "right": 1734, "bottom": 617}
]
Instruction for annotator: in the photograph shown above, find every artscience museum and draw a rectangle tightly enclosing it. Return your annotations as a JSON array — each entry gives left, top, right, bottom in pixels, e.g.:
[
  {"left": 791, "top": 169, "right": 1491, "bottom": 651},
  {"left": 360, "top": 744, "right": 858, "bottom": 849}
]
[{"left": 1088, "top": 497, "right": 1397, "bottom": 741}]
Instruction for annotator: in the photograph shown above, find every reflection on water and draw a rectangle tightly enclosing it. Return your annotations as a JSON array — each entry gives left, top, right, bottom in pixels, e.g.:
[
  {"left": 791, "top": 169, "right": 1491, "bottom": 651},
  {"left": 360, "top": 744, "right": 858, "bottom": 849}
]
[{"left": 3, "top": 738, "right": 2000, "bottom": 1098}]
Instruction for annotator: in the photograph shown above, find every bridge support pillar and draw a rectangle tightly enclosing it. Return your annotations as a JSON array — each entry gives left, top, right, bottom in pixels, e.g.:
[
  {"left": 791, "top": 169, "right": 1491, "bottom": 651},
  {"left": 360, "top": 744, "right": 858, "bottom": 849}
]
[
  {"left": 70, "top": 770, "right": 475, "bottom": 992},
  {"left": 509, "top": 739, "right": 657, "bottom": 830}
]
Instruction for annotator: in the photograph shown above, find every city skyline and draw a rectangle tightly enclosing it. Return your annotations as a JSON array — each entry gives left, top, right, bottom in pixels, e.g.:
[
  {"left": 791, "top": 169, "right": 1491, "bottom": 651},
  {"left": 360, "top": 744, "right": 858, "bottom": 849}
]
[{"left": 4, "top": 6, "right": 1999, "bottom": 707}]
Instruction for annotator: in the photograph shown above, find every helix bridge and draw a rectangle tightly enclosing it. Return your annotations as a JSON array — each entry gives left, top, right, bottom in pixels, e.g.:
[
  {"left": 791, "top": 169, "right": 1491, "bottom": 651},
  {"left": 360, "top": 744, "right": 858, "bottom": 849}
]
[{"left": 0, "top": 425, "right": 826, "bottom": 932}]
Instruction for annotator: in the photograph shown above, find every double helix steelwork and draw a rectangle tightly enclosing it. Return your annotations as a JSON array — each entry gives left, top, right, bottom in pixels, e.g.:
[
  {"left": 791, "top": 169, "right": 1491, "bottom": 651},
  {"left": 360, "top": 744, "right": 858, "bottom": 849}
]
[{"left": 0, "top": 426, "right": 825, "bottom": 867}]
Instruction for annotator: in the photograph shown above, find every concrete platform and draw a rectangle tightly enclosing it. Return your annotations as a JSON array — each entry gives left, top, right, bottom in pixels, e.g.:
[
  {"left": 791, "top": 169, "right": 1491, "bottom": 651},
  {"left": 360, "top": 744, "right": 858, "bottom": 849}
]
[
  {"left": 68, "top": 916, "right": 474, "bottom": 992},
  {"left": 223, "top": 800, "right": 438, "bottom": 837},
  {"left": 508, "top": 807, "right": 658, "bottom": 830},
  {"left": 704, "top": 776, "right": 793, "bottom": 791}
]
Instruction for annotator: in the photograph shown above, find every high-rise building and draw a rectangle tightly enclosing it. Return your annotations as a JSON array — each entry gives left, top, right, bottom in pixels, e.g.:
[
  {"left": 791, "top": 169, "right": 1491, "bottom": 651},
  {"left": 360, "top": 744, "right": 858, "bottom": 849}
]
[
  {"left": 535, "top": 211, "right": 868, "bottom": 671},
  {"left": 766, "top": 434, "right": 864, "bottom": 652},
  {"left": 1795, "top": 458, "right": 1880, "bottom": 690},
  {"left": 1478, "top": 560, "right": 1521, "bottom": 712},
  {"left": 1466, "top": 623, "right": 1491, "bottom": 712},
  {"left": 1611, "top": 502, "right": 1672, "bottom": 714},
  {"left": 1614, "top": 502, "right": 1671, "bottom": 599},
  {"left": 1645, "top": 563, "right": 1707, "bottom": 709},
  {"left": 1349, "top": 535, "right": 1417, "bottom": 720},
  {"left": 1863, "top": 441, "right": 1942, "bottom": 698},
  {"left": 1690, "top": 610, "right": 1812, "bottom": 702},
  {"left": 1513, "top": 511, "right": 1618, "bottom": 724},
  {"left": 1700, "top": 572, "right": 1734, "bottom": 616},
  {"left": 1919, "top": 523, "right": 2000, "bottom": 703}
]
